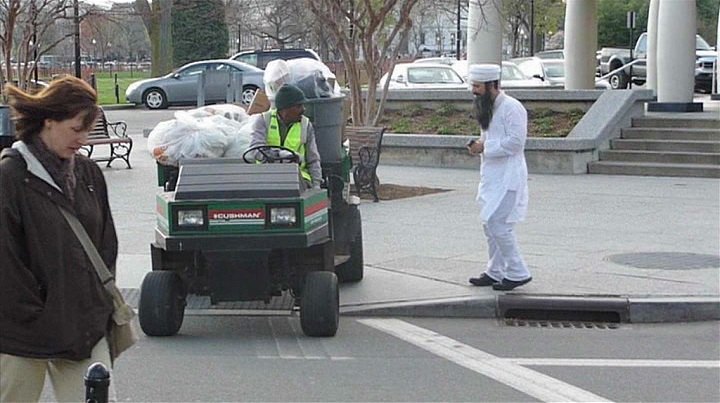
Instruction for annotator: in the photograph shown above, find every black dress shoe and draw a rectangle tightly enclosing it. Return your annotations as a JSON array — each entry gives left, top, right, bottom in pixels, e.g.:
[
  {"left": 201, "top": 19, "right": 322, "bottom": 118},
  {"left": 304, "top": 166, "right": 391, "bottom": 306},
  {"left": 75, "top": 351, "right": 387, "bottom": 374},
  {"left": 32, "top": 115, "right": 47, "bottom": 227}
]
[
  {"left": 492, "top": 277, "right": 532, "bottom": 291},
  {"left": 469, "top": 274, "right": 499, "bottom": 287}
]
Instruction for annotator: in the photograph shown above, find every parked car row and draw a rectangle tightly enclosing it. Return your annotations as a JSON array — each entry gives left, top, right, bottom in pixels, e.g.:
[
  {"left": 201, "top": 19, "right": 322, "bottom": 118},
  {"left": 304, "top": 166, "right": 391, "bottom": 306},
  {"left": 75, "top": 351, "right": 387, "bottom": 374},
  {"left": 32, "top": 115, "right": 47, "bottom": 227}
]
[
  {"left": 125, "top": 59, "right": 264, "bottom": 109},
  {"left": 126, "top": 48, "right": 323, "bottom": 109},
  {"left": 125, "top": 42, "right": 712, "bottom": 110}
]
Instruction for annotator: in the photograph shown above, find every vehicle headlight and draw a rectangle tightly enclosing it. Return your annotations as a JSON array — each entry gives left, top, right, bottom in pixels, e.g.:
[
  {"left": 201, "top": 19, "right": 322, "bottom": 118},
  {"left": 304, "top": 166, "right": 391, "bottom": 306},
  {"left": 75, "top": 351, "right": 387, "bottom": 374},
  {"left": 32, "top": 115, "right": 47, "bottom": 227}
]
[
  {"left": 270, "top": 207, "right": 297, "bottom": 225},
  {"left": 125, "top": 82, "right": 140, "bottom": 96},
  {"left": 177, "top": 209, "right": 204, "bottom": 226}
]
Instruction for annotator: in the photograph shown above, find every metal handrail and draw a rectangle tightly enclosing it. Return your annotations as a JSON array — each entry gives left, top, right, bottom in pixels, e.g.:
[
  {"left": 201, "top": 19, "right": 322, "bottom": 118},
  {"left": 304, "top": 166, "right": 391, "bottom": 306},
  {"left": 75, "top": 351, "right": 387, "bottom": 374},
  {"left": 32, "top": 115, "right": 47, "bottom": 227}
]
[
  {"left": 712, "top": 57, "right": 718, "bottom": 94},
  {"left": 598, "top": 58, "right": 646, "bottom": 81}
]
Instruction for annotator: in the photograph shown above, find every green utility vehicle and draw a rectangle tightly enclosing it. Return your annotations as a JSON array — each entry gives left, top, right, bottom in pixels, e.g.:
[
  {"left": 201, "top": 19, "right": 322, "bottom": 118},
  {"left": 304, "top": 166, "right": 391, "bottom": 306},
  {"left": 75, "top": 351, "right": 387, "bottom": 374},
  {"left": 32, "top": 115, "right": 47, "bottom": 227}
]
[{"left": 139, "top": 97, "right": 362, "bottom": 337}]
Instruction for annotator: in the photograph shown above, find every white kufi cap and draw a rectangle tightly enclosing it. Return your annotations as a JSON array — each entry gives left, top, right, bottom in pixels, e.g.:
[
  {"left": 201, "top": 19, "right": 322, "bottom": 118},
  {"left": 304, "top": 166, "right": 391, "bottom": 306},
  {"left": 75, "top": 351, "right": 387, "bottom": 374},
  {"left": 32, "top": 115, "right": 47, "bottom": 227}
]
[{"left": 468, "top": 64, "right": 501, "bottom": 83}]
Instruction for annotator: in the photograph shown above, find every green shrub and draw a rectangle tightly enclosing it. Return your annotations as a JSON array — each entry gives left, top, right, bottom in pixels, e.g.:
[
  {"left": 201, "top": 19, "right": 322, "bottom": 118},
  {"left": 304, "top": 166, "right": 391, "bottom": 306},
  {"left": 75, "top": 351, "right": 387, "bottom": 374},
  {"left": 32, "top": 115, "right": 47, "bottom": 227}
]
[
  {"left": 534, "top": 116, "right": 554, "bottom": 134},
  {"left": 531, "top": 107, "right": 553, "bottom": 118},
  {"left": 401, "top": 104, "right": 425, "bottom": 117},
  {"left": 437, "top": 103, "right": 460, "bottom": 117},
  {"left": 567, "top": 108, "right": 585, "bottom": 125},
  {"left": 391, "top": 117, "right": 412, "bottom": 133}
]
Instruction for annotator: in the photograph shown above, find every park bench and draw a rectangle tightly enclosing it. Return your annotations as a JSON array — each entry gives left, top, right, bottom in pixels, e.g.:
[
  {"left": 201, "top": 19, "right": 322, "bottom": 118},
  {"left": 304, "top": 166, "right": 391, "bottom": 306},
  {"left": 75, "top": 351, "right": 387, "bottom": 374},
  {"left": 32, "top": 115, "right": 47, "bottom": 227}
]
[
  {"left": 344, "top": 126, "right": 385, "bottom": 202},
  {"left": 80, "top": 107, "right": 132, "bottom": 168}
]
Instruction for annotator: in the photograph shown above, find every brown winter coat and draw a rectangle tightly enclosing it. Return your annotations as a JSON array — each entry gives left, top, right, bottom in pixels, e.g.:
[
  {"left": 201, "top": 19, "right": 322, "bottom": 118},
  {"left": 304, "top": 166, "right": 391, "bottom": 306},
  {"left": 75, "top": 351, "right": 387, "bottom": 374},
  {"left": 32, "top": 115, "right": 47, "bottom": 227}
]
[{"left": 0, "top": 144, "right": 117, "bottom": 360}]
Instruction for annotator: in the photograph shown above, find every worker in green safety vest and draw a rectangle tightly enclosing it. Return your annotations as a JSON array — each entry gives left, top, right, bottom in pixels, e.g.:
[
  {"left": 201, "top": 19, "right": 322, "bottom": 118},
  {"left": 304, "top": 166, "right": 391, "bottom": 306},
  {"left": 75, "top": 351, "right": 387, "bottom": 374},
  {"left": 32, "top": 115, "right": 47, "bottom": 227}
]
[{"left": 247, "top": 84, "right": 322, "bottom": 189}]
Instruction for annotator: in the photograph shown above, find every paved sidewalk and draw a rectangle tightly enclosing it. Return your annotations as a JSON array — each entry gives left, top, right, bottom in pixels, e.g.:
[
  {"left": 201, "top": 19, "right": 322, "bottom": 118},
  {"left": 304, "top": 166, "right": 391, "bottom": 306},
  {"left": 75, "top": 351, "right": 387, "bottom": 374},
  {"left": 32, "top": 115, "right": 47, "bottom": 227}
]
[
  {"left": 106, "top": 132, "right": 720, "bottom": 322},
  {"left": 345, "top": 164, "right": 719, "bottom": 322}
]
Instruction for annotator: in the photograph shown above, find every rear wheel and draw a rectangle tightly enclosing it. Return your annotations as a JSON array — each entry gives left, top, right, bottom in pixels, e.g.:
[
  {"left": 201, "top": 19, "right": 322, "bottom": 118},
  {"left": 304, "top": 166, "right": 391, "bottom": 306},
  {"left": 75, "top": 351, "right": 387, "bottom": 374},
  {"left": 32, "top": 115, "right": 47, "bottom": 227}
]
[
  {"left": 337, "top": 207, "right": 364, "bottom": 283},
  {"left": 241, "top": 85, "right": 259, "bottom": 105},
  {"left": 139, "top": 271, "right": 186, "bottom": 336},
  {"left": 300, "top": 271, "right": 339, "bottom": 337},
  {"left": 609, "top": 71, "right": 628, "bottom": 89}
]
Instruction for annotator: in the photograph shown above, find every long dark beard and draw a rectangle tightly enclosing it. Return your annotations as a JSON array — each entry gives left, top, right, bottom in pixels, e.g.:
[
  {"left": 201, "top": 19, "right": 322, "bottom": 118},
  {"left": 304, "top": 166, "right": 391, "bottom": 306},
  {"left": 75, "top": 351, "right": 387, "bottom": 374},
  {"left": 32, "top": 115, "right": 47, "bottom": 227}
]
[{"left": 473, "top": 92, "right": 494, "bottom": 130}]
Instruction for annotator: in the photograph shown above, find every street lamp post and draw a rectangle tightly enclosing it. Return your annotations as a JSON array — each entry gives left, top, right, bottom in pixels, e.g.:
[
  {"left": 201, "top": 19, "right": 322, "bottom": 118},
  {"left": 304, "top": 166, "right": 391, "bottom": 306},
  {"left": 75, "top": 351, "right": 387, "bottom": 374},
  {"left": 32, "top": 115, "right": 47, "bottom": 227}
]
[
  {"left": 31, "top": 2, "right": 38, "bottom": 83},
  {"left": 73, "top": 0, "right": 81, "bottom": 77},
  {"left": 91, "top": 38, "right": 97, "bottom": 69},
  {"left": 107, "top": 42, "right": 112, "bottom": 70},
  {"left": 30, "top": 40, "right": 38, "bottom": 83}
]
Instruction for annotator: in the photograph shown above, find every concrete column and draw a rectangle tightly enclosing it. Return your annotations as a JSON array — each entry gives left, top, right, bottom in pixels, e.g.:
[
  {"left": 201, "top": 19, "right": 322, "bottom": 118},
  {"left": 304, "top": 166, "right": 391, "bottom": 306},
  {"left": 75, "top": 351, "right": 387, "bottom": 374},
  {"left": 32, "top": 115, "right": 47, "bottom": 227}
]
[
  {"left": 712, "top": 6, "right": 720, "bottom": 100},
  {"left": 563, "top": 0, "right": 597, "bottom": 89},
  {"left": 466, "top": 0, "right": 503, "bottom": 65},
  {"left": 646, "top": 0, "right": 659, "bottom": 92},
  {"left": 649, "top": 0, "right": 702, "bottom": 112}
]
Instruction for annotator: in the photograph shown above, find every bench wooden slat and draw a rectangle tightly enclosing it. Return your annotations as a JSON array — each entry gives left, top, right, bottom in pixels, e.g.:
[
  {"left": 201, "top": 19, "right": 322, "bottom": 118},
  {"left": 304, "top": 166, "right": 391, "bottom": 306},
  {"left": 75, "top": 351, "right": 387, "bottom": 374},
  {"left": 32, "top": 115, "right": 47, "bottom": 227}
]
[{"left": 80, "top": 107, "right": 133, "bottom": 169}]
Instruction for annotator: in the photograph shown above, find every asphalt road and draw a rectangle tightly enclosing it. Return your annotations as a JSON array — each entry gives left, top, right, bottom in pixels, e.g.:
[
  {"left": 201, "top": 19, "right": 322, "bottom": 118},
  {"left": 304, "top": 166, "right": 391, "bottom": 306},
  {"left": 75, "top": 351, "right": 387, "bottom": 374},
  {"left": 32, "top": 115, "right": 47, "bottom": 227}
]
[
  {"left": 90, "top": 107, "right": 720, "bottom": 403},
  {"left": 105, "top": 317, "right": 718, "bottom": 402}
]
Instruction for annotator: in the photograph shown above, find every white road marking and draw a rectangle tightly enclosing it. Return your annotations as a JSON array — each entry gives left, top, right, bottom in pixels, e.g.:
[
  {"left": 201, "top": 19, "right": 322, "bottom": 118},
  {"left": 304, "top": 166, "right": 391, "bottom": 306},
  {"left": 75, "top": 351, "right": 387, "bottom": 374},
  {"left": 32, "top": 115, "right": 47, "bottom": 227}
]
[
  {"left": 510, "top": 358, "right": 720, "bottom": 368},
  {"left": 359, "top": 318, "right": 612, "bottom": 403},
  {"left": 257, "top": 355, "right": 354, "bottom": 360}
]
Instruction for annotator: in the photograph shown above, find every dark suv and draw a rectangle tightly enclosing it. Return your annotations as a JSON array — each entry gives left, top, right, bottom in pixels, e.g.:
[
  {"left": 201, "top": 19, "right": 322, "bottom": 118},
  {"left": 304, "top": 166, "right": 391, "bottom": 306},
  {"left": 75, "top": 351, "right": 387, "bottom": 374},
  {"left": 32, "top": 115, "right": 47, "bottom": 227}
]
[{"left": 230, "top": 48, "right": 321, "bottom": 70}]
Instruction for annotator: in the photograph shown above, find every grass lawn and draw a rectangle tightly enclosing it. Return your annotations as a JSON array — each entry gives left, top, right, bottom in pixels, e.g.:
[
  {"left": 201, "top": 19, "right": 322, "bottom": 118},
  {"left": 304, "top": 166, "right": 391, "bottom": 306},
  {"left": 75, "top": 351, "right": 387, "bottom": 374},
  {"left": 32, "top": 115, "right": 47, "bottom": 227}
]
[{"left": 92, "top": 71, "right": 150, "bottom": 105}]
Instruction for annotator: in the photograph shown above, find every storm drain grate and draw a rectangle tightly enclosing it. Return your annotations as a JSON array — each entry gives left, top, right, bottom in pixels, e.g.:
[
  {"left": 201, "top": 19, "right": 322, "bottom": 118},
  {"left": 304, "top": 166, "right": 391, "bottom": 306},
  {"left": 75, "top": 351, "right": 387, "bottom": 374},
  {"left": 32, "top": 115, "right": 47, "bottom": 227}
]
[
  {"left": 501, "top": 308, "right": 622, "bottom": 330},
  {"left": 503, "top": 318, "right": 620, "bottom": 330}
]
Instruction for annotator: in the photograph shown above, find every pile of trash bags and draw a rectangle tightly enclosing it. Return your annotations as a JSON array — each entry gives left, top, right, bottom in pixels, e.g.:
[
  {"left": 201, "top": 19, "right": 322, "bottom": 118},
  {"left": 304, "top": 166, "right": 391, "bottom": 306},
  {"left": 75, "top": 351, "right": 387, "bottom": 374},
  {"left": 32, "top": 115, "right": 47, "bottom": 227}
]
[
  {"left": 264, "top": 57, "right": 343, "bottom": 100},
  {"left": 147, "top": 57, "right": 342, "bottom": 166},
  {"left": 147, "top": 104, "right": 253, "bottom": 166}
]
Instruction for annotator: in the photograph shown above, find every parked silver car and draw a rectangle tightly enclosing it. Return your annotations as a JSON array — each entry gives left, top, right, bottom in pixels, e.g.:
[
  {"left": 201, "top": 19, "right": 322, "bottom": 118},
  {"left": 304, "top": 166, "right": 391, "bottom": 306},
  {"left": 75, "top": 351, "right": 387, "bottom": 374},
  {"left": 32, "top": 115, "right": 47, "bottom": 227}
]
[
  {"left": 512, "top": 57, "right": 566, "bottom": 86},
  {"left": 125, "top": 59, "right": 264, "bottom": 109},
  {"left": 451, "top": 60, "right": 548, "bottom": 88},
  {"left": 379, "top": 62, "right": 466, "bottom": 90}
]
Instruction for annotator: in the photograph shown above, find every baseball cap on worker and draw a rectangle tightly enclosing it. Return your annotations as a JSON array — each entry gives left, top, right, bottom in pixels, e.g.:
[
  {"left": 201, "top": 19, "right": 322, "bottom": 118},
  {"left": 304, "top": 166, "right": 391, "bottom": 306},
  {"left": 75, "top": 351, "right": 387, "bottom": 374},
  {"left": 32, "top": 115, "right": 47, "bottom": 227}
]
[
  {"left": 468, "top": 64, "right": 501, "bottom": 84},
  {"left": 274, "top": 84, "right": 307, "bottom": 110}
]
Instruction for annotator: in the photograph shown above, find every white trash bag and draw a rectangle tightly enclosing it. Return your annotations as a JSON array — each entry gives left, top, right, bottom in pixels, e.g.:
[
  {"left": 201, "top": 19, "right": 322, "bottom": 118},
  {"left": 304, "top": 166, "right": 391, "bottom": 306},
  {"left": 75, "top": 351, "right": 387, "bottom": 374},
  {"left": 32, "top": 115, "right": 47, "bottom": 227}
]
[
  {"left": 192, "top": 104, "right": 249, "bottom": 123},
  {"left": 223, "top": 120, "right": 254, "bottom": 159},
  {"left": 263, "top": 57, "right": 342, "bottom": 101},
  {"left": 263, "top": 59, "right": 292, "bottom": 100},
  {"left": 147, "top": 111, "right": 229, "bottom": 166}
]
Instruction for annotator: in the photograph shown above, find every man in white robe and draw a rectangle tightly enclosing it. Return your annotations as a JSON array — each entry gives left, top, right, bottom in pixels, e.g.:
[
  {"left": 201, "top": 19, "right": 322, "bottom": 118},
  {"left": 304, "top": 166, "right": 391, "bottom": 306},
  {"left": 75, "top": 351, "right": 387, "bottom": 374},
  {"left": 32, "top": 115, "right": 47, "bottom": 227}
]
[{"left": 466, "top": 64, "right": 532, "bottom": 291}]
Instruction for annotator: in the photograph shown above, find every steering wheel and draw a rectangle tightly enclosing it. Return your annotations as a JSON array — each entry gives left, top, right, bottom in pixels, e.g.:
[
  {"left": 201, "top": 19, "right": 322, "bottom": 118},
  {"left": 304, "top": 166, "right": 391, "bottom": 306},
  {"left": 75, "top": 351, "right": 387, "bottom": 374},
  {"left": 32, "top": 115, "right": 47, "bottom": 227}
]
[{"left": 242, "top": 145, "right": 300, "bottom": 164}]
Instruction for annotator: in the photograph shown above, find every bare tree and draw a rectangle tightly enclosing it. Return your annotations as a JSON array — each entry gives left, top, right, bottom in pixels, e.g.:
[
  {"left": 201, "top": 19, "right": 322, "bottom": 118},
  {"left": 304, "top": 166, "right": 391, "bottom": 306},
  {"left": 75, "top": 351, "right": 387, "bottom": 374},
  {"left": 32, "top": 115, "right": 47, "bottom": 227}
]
[
  {"left": 225, "top": 0, "right": 257, "bottom": 52},
  {"left": 409, "top": 0, "right": 468, "bottom": 56},
  {"left": 255, "top": 0, "right": 312, "bottom": 48},
  {"left": 104, "top": 2, "right": 150, "bottom": 62},
  {"left": 135, "top": 0, "right": 173, "bottom": 75},
  {"left": 1, "top": 0, "right": 79, "bottom": 92},
  {"left": 306, "top": 0, "right": 421, "bottom": 127},
  {"left": 0, "top": 0, "right": 23, "bottom": 89}
]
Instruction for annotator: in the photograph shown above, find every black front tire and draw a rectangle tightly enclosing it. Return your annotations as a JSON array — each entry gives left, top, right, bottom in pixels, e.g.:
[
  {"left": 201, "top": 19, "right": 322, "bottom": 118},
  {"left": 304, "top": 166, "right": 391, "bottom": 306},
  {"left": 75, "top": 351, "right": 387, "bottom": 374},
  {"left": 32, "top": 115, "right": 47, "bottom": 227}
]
[
  {"left": 144, "top": 88, "right": 169, "bottom": 109},
  {"left": 139, "top": 271, "right": 186, "bottom": 337},
  {"left": 300, "top": 271, "right": 339, "bottom": 337}
]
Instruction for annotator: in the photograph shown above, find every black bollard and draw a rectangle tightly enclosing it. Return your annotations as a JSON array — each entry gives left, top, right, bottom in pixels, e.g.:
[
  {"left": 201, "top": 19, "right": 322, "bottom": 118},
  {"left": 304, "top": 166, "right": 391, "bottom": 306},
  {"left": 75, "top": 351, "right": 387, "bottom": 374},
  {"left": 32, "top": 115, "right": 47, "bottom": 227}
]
[{"left": 84, "top": 362, "right": 110, "bottom": 403}]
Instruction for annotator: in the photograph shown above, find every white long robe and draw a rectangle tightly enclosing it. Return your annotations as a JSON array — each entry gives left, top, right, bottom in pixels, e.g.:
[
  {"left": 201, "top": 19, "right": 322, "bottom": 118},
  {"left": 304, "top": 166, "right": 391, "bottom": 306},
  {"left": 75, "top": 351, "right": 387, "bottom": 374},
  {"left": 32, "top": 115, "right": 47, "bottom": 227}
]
[{"left": 476, "top": 92, "right": 529, "bottom": 223}]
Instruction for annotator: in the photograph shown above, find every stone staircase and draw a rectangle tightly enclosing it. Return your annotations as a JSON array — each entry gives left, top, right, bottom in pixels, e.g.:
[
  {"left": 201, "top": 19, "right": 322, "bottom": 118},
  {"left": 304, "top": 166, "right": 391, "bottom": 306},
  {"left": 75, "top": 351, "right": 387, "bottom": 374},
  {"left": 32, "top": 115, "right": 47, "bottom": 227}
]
[{"left": 588, "top": 115, "right": 720, "bottom": 178}]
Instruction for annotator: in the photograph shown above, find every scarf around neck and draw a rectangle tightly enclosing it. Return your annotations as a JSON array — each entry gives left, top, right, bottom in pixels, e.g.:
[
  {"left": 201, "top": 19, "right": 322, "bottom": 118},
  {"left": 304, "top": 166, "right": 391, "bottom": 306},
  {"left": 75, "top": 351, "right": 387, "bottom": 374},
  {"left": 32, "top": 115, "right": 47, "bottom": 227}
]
[{"left": 27, "top": 136, "right": 77, "bottom": 201}]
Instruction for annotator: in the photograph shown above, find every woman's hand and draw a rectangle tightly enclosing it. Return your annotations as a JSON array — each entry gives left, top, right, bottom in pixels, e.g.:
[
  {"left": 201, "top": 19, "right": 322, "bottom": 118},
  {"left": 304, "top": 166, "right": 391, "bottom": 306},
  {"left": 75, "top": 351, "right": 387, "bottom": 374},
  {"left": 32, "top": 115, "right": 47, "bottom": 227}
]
[{"left": 467, "top": 139, "right": 485, "bottom": 155}]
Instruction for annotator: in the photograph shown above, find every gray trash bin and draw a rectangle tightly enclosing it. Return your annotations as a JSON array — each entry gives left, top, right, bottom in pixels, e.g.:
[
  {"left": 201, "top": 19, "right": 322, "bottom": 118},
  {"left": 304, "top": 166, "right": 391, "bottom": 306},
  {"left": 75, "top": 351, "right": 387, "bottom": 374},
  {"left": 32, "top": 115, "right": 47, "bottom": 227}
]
[
  {"left": 0, "top": 105, "right": 15, "bottom": 151},
  {"left": 302, "top": 95, "right": 345, "bottom": 163}
]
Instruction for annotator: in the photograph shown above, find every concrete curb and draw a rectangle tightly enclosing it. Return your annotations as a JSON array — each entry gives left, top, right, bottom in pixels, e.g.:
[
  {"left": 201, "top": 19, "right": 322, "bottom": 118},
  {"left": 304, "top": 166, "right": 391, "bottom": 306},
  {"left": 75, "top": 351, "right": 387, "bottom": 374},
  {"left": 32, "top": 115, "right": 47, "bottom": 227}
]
[
  {"left": 341, "top": 296, "right": 497, "bottom": 318},
  {"left": 101, "top": 104, "right": 139, "bottom": 110},
  {"left": 341, "top": 294, "right": 720, "bottom": 323}
]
